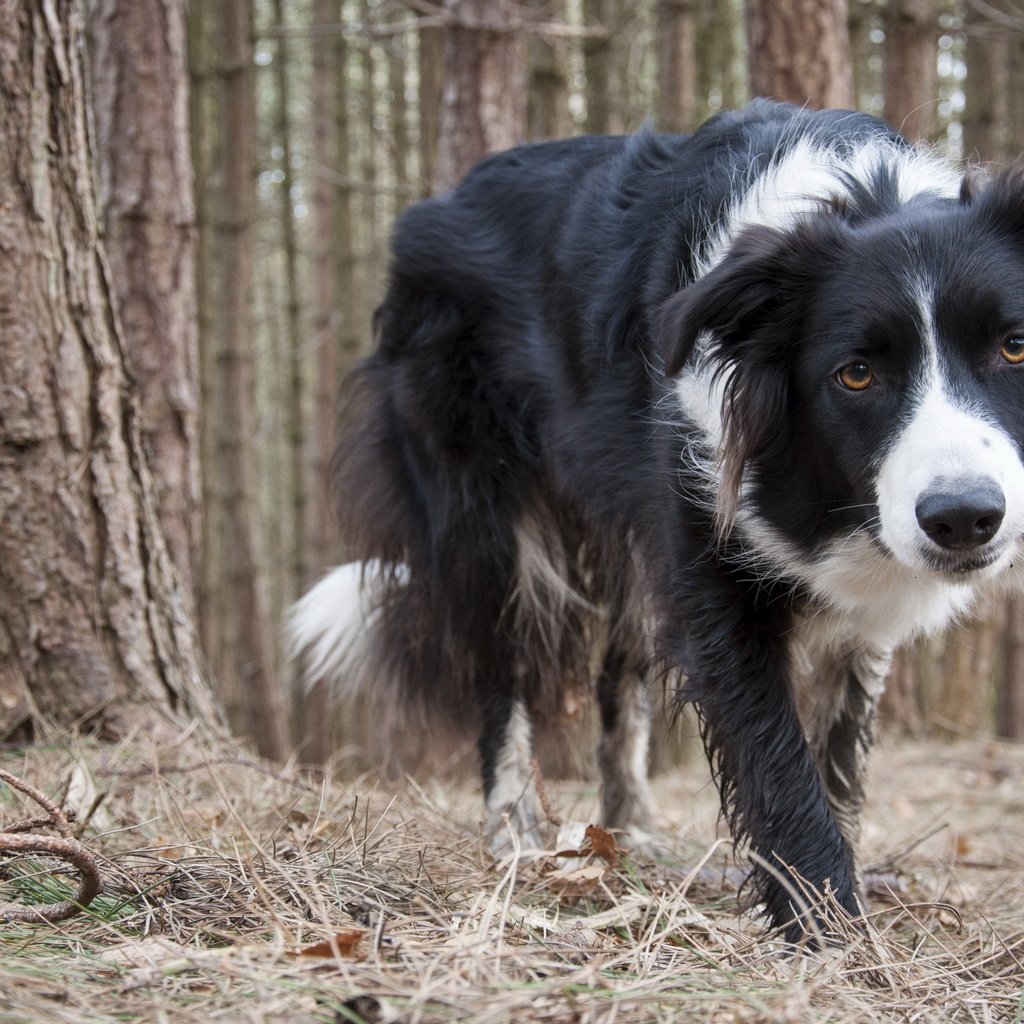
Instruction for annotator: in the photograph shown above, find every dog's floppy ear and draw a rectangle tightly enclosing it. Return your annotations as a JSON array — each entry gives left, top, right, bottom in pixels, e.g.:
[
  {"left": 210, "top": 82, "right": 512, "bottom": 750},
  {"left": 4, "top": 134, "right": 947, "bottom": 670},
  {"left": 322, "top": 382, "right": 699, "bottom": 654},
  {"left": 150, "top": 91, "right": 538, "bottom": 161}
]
[
  {"left": 973, "top": 164, "right": 1024, "bottom": 235},
  {"left": 659, "top": 220, "right": 842, "bottom": 532},
  {"left": 659, "top": 225, "right": 792, "bottom": 378}
]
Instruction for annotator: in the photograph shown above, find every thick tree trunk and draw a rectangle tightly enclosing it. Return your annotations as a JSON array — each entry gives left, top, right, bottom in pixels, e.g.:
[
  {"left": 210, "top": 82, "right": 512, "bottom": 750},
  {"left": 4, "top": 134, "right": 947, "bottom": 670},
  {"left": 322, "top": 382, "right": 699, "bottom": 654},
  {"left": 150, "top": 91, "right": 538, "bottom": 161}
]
[
  {"left": 86, "top": 0, "right": 200, "bottom": 618},
  {"left": 0, "top": 0, "right": 217, "bottom": 740},
  {"left": 433, "top": 0, "right": 528, "bottom": 193},
  {"left": 883, "top": 0, "right": 937, "bottom": 142},
  {"left": 657, "top": 0, "right": 697, "bottom": 133},
  {"left": 746, "top": 0, "right": 854, "bottom": 109}
]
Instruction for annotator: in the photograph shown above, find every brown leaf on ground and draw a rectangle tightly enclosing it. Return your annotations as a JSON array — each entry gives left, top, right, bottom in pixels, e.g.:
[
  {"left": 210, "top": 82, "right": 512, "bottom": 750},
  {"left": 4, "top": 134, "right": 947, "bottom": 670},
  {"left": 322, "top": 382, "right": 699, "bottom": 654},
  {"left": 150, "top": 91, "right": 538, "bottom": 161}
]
[
  {"left": 585, "top": 825, "right": 620, "bottom": 866},
  {"left": 295, "top": 929, "right": 364, "bottom": 959}
]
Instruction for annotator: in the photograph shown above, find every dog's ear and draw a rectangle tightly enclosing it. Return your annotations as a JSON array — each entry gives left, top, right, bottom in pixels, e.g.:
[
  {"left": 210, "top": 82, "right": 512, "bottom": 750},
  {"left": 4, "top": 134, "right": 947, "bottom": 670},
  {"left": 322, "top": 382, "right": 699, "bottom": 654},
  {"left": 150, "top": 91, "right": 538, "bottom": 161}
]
[
  {"left": 659, "top": 225, "right": 792, "bottom": 378},
  {"left": 973, "top": 165, "right": 1024, "bottom": 234},
  {"left": 659, "top": 220, "right": 841, "bottom": 531}
]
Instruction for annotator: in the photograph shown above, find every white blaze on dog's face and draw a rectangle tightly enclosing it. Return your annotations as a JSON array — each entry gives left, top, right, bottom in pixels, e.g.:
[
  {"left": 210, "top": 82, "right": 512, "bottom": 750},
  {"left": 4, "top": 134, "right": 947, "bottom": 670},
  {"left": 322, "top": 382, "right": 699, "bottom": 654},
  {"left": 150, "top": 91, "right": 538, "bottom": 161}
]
[{"left": 875, "top": 340, "right": 1024, "bottom": 577}]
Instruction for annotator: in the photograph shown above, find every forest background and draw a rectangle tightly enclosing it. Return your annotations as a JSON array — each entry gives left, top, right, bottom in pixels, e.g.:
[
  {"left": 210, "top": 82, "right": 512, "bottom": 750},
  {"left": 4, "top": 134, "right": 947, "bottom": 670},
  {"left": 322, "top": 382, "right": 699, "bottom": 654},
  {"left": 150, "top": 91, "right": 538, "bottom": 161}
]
[
  {"left": 4, "top": 0, "right": 1024, "bottom": 769},
  {"left": 2, "top": 2, "right": 1024, "bottom": 1021}
]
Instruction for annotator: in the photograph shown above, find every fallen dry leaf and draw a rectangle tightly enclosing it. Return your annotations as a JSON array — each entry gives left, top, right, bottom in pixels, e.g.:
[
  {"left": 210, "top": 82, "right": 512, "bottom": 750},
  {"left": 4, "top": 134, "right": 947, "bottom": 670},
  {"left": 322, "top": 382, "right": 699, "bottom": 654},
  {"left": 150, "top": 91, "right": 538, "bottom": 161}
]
[
  {"left": 296, "top": 929, "right": 365, "bottom": 959},
  {"left": 585, "top": 825, "right": 620, "bottom": 866}
]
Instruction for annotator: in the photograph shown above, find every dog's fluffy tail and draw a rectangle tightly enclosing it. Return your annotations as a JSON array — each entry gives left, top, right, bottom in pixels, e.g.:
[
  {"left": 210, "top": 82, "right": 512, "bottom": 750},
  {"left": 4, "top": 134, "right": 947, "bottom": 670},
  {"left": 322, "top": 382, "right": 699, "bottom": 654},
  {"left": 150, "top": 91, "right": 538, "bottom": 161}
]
[{"left": 287, "top": 561, "right": 402, "bottom": 692}]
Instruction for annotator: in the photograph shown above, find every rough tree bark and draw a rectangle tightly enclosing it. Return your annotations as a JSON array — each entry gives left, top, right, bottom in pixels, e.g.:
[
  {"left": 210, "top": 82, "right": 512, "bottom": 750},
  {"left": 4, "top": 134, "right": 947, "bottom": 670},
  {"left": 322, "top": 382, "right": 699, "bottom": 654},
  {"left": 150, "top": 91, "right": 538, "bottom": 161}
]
[
  {"left": 746, "top": 0, "right": 854, "bottom": 109},
  {"left": 657, "top": 0, "right": 697, "bottom": 133},
  {"left": 883, "top": 0, "right": 937, "bottom": 142},
  {"left": 433, "top": 0, "right": 528, "bottom": 193},
  {"left": 0, "top": 0, "right": 217, "bottom": 739},
  {"left": 86, "top": 0, "right": 200, "bottom": 618}
]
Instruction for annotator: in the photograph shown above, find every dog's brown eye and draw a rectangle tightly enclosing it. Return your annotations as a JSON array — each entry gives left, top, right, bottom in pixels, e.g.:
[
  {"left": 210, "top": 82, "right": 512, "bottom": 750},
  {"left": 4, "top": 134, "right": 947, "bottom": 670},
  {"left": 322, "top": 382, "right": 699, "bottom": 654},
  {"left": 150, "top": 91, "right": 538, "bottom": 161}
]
[
  {"left": 1001, "top": 337, "right": 1024, "bottom": 364},
  {"left": 836, "top": 362, "right": 875, "bottom": 391}
]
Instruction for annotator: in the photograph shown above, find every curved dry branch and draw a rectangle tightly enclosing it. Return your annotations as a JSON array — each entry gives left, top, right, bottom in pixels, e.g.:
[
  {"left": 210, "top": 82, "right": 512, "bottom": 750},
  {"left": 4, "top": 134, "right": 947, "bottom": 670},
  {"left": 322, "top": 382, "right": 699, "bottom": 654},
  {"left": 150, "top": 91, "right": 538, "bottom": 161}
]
[{"left": 0, "top": 768, "right": 103, "bottom": 923}]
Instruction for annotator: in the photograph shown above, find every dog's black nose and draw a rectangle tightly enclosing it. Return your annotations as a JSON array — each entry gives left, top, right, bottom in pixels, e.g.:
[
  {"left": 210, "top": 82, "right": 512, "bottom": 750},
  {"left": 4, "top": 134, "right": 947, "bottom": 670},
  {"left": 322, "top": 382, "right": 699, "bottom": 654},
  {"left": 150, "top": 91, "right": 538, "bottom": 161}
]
[{"left": 916, "top": 482, "right": 1005, "bottom": 550}]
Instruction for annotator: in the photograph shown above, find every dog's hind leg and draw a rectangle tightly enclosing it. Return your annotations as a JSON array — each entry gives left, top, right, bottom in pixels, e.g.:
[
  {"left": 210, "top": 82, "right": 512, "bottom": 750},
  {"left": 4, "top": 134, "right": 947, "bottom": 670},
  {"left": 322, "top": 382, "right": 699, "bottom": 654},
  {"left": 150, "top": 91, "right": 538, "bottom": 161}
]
[
  {"left": 597, "top": 638, "right": 656, "bottom": 845},
  {"left": 479, "top": 691, "right": 544, "bottom": 856}
]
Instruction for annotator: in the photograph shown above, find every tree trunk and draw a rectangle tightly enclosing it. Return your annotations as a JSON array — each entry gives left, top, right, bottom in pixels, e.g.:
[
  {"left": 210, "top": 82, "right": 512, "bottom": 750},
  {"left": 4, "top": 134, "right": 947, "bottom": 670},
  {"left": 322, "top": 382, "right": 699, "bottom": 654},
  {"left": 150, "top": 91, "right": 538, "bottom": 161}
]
[
  {"left": 1006, "top": 17, "right": 1024, "bottom": 162},
  {"left": 270, "top": 0, "right": 306, "bottom": 612},
  {"left": 433, "top": 0, "right": 527, "bottom": 193},
  {"left": 657, "top": 0, "right": 697, "bottom": 133},
  {"left": 696, "top": 0, "right": 741, "bottom": 124},
  {"left": 87, "top": 0, "right": 200, "bottom": 617},
  {"left": 0, "top": 0, "right": 217, "bottom": 740},
  {"left": 999, "top": 597, "right": 1024, "bottom": 739},
  {"left": 746, "top": 0, "right": 854, "bottom": 109},
  {"left": 388, "top": 27, "right": 413, "bottom": 205},
  {"left": 309, "top": 0, "right": 339, "bottom": 584},
  {"left": 583, "top": 0, "right": 613, "bottom": 134},
  {"left": 883, "top": 0, "right": 937, "bottom": 142},
  {"left": 962, "top": 5, "right": 1008, "bottom": 163},
  {"left": 206, "top": 0, "right": 290, "bottom": 760},
  {"left": 417, "top": 9, "right": 443, "bottom": 195},
  {"left": 528, "top": 0, "right": 569, "bottom": 141}
]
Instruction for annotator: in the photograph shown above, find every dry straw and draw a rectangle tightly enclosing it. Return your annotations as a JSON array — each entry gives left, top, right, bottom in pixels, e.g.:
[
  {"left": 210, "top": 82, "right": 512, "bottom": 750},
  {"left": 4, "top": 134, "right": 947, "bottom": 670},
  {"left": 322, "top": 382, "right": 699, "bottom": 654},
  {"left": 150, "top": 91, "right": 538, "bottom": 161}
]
[{"left": 0, "top": 734, "right": 1021, "bottom": 1023}]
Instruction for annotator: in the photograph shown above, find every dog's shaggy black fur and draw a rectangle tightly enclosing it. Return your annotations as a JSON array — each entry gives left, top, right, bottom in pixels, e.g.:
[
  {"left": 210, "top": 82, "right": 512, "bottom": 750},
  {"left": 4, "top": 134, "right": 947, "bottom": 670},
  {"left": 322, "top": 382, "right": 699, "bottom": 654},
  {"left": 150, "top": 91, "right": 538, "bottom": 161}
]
[{"left": 293, "top": 101, "right": 1024, "bottom": 944}]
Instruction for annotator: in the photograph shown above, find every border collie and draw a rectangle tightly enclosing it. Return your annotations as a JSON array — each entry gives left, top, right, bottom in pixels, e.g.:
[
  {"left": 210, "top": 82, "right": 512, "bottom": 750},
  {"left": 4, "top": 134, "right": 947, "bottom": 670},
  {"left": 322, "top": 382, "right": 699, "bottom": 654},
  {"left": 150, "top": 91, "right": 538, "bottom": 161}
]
[{"left": 291, "top": 101, "right": 1024, "bottom": 944}]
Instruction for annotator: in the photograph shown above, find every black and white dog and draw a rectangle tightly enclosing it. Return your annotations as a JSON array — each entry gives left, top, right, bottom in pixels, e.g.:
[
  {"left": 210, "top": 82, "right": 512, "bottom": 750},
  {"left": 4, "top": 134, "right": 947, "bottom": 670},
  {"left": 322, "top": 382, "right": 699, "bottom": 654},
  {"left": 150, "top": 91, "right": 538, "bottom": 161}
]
[{"left": 291, "top": 101, "right": 1024, "bottom": 943}]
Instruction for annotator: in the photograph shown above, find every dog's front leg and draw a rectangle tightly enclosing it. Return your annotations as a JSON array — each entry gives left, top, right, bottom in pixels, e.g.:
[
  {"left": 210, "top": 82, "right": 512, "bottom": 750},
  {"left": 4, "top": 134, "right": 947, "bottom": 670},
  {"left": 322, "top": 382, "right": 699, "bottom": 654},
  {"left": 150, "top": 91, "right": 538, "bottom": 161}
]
[{"left": 674, "top": 574, "right": 860, "bottom": 945}]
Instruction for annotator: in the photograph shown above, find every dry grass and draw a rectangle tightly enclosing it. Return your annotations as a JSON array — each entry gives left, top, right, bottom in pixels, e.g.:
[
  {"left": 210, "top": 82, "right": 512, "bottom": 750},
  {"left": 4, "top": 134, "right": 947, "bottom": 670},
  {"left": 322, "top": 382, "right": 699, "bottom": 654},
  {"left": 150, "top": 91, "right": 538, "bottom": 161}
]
[{"left": 1, "top": 733, "right": 1022, "bottom": 1024}]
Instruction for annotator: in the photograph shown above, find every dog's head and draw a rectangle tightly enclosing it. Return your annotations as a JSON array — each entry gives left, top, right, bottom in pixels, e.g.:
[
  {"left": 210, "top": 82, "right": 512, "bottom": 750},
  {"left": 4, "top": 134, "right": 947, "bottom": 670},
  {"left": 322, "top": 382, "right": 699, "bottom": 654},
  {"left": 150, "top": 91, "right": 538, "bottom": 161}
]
[{"left": 661, "top": 168, "right": 1024, "bottom": 581}]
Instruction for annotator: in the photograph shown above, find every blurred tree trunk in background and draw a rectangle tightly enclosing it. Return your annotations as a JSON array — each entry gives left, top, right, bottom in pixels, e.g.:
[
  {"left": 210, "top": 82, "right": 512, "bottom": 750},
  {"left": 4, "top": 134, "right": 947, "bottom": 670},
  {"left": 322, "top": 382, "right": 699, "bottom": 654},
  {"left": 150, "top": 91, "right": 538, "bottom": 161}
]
[
  {"left": 299, "top": 0, "right": 343, "bottom": 765},
  {"left": 746, "top": 0, "right": 854, "bottom": 108},
  {"left": 528, "top": 0, "right": 570, "bottom": 141},
  {"left": 433, "top": 0, "right": 528, "bottom": 192},
  {"left": 1000, "top": 603, "right": 1024, "bottom": 738},
  {"left": 0, "top": 0, "right": 218, "bottom": 741},
  {"left": 389, "top": 25, "right": 413, "bottom": 201},
  {"left": 1007, "top": 17, "right": 1024, "bottom": 162},
  {"left": 582, "top": 0, "right": 613, "bottom": 133},
  {"left": 962, "top": 3, "right": 1008, "bottom": 163},
  {"left": 87, "top": 0, "right": 200, "bottom": 617},
  {"left": 270, "top": 0, "right": 306, "bottom": 616},
  {"left": 417, "top": 9, "right": 443, "bottom": 194},
  {"left": 203, "top": 0, "right": 290, "bottom": 760},
  {"left": 696, "top": 0, "right": 742, "bottom": 123},
  {"left": 657, "top": 0, "right": 697, "bottom": 132},
  {"left": 309, "top": 0, "right": 340, "bottom": 591},
  {"left": 883, "top": 0, "right": 937, "bottom": 141}
]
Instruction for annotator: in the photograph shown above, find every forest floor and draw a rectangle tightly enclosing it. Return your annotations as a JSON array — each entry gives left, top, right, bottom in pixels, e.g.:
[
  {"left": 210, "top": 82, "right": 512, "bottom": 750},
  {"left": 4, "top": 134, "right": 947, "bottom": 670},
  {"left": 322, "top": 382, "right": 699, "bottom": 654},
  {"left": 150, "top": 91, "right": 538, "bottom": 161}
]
[{"left": 0, "top": 731, "right": 1022, "bottom": 1023}]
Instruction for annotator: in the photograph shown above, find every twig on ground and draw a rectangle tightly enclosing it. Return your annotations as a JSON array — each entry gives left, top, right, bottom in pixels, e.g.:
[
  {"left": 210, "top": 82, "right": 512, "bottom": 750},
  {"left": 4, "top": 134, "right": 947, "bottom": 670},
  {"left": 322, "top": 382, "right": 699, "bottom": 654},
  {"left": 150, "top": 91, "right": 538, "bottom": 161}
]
[{"left": 0, "top": 768, "right": 103, "bottom": 922}]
